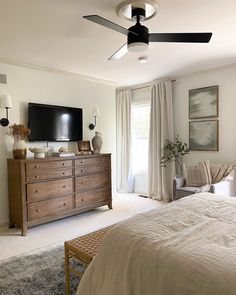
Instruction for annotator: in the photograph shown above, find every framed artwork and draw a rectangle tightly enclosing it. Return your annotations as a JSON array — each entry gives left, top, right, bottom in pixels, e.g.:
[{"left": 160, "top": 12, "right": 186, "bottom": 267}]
[
  {"left": 189, "top": 120, "right": 219, "bottom": 151},
  {"left": 77, "top": 140, "right": 92, "bottom": 154},
  {"left": 189, "top": 85, "right": 218, "bottom": 119}
]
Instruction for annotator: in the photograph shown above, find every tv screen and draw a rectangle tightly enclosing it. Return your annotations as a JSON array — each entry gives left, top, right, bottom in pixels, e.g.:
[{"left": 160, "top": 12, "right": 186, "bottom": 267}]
[{"left": 28, "top": 103, "right": 83, "bottom": 142}]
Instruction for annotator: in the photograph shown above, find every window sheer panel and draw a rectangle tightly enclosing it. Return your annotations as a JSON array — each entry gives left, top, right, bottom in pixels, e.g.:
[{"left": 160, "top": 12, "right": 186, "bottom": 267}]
[
  {"left": 131, "top": 104, "right": 150, "bottom": 175},
  {"left": 131, "top": 87, "right": 151, "bottom": 195}
]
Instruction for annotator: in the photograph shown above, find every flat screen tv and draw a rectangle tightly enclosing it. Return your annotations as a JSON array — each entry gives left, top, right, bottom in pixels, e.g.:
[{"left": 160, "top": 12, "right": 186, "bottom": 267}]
[{"left": 28, "top": 103, "right": 83, "bottom": 142}]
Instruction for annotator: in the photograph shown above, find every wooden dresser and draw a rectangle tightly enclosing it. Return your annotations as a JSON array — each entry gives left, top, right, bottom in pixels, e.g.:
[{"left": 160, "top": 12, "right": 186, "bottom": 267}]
[{"left": 7, "top": 154, "right": 112, "bottom": 236}]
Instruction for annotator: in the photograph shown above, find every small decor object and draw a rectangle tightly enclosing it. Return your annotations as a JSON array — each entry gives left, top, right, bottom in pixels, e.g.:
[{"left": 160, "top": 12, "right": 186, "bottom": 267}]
[
  {"left": 189, "top": 120, "right": 218, "bottom": 151},
  {"left": 29, "top": 147, "right": 49, "bottom": 159},
  {"left": 58, "top": 147, "right": 68, "bottom": 153},
  {"left": 92, "top": 132, "right": 103, "bottom": 154},
  {"left": 77, "top": 140, "right": 92, "bottom": 155},
  {"left": 161, "top": 135, "right": 189, "bottom": 176},
  {"left": 189, "top": 85, "right": 218, "bottom": 119},
  {"left": 8, "top": 124, "right": 30, "bottom": 159},
  {"left": 53, "top": 146, "right": 75, "bottom": 157}
]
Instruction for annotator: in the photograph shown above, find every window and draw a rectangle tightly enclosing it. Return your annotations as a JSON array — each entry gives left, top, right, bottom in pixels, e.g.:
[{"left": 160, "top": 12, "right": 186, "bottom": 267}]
[
  {"left": 131, "top": 87, "right": 151, "bottom": 194},
  {"left": 131, "top": 102, "right": 150, "bottom": 175}
]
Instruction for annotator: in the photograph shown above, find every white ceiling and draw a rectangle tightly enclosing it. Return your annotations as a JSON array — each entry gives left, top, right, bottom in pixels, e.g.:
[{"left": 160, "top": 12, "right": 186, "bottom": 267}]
[{"left": 0, "top": 0, "right": 236, "bottom": 86}]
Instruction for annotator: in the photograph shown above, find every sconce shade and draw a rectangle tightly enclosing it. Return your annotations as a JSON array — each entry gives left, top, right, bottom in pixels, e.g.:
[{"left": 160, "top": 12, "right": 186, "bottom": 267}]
[
  {"left": 1, "top": 94, "right": 13, "bottom": 108},
  {"left": 92, "top": 106, "right": 100, "bottom": 117}
]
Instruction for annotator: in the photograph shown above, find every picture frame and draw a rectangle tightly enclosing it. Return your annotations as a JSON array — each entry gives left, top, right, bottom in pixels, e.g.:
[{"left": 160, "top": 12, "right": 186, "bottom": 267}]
[
  {"left": 77, "top": 140, "right": 92, "bottom": 155},
  {"left": 189, "top": 120, "right": 219, "bottom": 151},
  {"left": 189, "top": 85, "right": 219, "bottom": 119}
]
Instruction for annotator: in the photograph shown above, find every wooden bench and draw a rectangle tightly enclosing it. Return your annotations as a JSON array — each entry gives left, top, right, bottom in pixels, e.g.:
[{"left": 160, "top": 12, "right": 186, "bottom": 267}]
[{"left": 64, "top": 225, "right": 115, "bottom": 295}]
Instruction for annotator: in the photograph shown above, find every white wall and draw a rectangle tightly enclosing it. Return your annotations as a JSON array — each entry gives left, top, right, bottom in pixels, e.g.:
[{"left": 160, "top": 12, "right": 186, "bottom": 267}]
[
  {"left": 0, "top": 63, "right": 116, "bottom": 225},
  {"left": 173, "top": 65, "right": 236, "bottom": 165}
]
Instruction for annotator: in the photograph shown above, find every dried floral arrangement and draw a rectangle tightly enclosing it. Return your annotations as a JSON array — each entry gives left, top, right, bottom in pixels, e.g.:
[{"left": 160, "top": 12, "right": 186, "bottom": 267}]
[{"left": 8, "top": 124, "right": 31, "bottom": 140}]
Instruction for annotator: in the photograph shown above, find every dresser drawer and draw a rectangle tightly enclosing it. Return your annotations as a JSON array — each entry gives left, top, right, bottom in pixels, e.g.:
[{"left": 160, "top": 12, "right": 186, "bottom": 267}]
[
  {"left": 27, "top": 178, "right": 73, "bottom": 202},
  {"left": 76, "top": 189, "right": 111, "bottom": 208},
  {"left": 75, "top": 156, "right": 110, "bottom": 167},
  {"left": 27, "top": 195, "right": 73, "bottom": 221},
  {"left": 26, "top": 160, "right": 73, "bottom": 172},
  {"left": 75, "top": 172, "right": 110, "bottom": 192},
  {"left": 75, "top": 163, "right": 110, "bottom": 176},
  {"left": 26, "top": 168, "right": 73, "bottom": 182}
]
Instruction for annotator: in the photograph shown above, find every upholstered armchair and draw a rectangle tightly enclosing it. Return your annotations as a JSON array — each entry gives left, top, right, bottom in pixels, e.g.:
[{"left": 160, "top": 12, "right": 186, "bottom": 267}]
[{"left": 173, "top": 161, "right": 236, "bottom": 201}]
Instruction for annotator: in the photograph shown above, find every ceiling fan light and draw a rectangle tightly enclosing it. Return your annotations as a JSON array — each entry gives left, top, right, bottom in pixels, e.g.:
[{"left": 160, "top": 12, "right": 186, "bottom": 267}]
[
  {"left": 138, "top": 56, "right": 148, "bottom": 63},
  {"left": 128, "top": 42, "right": 148, "bottom": 52}
]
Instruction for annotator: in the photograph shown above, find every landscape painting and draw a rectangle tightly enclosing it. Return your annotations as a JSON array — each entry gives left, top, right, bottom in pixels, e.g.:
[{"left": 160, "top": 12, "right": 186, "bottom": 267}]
[
  {"left": 189, "top": 85, "right": 218, "bottom": 119},
  {"left": 189, "top": 120, "right": 218, "bottom": 151}
]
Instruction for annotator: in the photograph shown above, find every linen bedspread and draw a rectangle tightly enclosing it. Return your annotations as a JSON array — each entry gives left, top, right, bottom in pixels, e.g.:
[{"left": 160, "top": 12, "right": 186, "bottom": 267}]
[{"left": 77, "top": 193, "right": 236, "bottom": 295}]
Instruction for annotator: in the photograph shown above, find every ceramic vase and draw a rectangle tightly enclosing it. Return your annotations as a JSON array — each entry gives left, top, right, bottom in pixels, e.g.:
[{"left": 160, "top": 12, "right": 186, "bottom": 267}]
[
  {"left": 92, "top": 132, "right": 103, "bottom": 154},
  {"left": 12, "top": 138, "right": 27, "bottom": 159}
]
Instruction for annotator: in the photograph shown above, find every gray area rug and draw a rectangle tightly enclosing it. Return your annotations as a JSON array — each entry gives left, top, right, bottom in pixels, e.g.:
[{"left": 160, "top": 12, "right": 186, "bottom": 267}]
[{"left": 0, "top": 246, "right": 85, "bottom": 295}]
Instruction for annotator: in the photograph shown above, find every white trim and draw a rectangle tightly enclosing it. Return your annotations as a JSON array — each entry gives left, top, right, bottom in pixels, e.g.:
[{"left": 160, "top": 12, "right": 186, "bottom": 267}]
[{"left": 0, "top": 57, "right": 118, "bottom": 86}]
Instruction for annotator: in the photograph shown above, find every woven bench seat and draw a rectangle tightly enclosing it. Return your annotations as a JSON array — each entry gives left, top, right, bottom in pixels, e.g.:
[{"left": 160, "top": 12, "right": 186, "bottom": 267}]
[{"left": 64, "top": 225, "right": 115, "bottom": 295}]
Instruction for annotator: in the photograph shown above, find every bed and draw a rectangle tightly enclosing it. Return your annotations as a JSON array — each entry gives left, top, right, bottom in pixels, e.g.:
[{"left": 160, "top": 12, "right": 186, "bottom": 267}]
[{"left": 77, "top": 193, "right": 236, "bottom": 295}]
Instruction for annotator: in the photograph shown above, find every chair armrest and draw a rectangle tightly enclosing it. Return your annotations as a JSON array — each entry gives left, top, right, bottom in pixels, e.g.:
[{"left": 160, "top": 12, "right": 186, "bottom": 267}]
[
  {"left": 173, "top": 177, "right": 185, "bottom": 201},
  {"left": 174, "top": 176, "right": 185, "bottom": 189}
]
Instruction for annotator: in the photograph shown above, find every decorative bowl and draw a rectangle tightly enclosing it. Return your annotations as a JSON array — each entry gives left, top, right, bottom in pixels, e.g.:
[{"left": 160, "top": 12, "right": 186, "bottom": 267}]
[{"left": 29, "top": 147, "right": 49, "bottom": 159}]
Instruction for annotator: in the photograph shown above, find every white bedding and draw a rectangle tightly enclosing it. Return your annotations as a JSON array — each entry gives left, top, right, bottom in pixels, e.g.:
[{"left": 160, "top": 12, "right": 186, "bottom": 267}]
[{"left": 77, "top": 193, "right": 236, "bottom": 295}]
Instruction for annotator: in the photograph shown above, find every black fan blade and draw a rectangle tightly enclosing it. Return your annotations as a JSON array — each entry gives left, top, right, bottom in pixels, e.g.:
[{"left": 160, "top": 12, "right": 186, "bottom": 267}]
[
  {"left": 108, "top": 43, "right": 128, "bottom": 61},
  {"left": 83, "top": 15, "right": 137, "bottom": 36},
  {"left": 149, "top": 33, "right": 212, "bottom": 43}
]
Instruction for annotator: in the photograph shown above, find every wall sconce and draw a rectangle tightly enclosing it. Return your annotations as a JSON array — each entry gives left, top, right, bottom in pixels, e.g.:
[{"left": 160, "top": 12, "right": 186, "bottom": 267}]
[
  {"left": 0, "top": 94, "right": 13, "bottom": 127},
  {"left": 89, "top": 107, "right": 100, "bottom": 130}
]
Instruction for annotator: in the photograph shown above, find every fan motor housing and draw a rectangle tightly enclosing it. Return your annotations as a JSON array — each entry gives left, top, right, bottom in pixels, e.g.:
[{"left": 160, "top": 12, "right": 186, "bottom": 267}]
[{"left": 128, "top": 23, "right": 149, "bottom": 47}]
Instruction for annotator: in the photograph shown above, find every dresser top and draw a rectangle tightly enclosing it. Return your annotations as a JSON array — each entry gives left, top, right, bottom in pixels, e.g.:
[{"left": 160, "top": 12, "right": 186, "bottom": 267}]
[{"left": 8, "top": 153, "right": 111, "bottom": 162}]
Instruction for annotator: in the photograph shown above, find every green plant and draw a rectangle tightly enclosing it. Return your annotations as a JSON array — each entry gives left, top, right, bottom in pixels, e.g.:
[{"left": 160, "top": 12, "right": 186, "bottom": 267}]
[{"left": 161, "top": 135, "right": 189, "bottom": 174}]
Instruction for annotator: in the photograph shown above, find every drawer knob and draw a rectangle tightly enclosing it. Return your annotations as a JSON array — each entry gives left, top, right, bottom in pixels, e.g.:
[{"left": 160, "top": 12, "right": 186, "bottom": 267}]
[
  {"left": 80, "top": 161, "right": 83, "bottom": 164},
  {"left": 62, "top": 172, "right": 65, "bottom": 175},
  {"left": 80, "top": 170, "right": 83, "bottom": 173},
  {"left": 81, "top": 198, "right": 84, "bottom": 201},
  {"left": 63, "top": 203, "right": 66, "bottom": 206},
  {"left": 62, "top": 163, "right": 65, "bottom": 166},
  {"left": 35, "top": 190, "right": 39, "bottom": 193},
  {"left": 63, "top": 185, "right": 66, "bottom": 188},
  {"left": 35, "top": 175, "right": 39, "bottom": 179},
  {"left": 34, "top": 165, "right": 39, "bottom": 168},
  {"left": 102, "top": 178, "right": 104, "bottom": 182},
  {"left": 36, "top": 209, "right": 39, "bottom": 213},
  {"left": 81, "top": 182, "right": 84, "bottom": 185}
]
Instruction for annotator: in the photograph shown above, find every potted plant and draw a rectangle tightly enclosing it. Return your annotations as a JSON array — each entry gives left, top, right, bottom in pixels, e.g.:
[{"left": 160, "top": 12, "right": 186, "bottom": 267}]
[
  {"left": 8, "top": 124, "right": 31, "bottom": 159},
  {"left": 161, "top": 135, "right": 189, "bottom": 176}
]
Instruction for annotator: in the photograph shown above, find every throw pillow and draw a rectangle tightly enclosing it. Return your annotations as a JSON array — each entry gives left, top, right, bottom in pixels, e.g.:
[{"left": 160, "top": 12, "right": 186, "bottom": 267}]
[
  {"left": 211, "top": 163, "right": 234, "bottom": 183},
  {"left": 184, "top": 160, "right": 212, "bottom": 187}
]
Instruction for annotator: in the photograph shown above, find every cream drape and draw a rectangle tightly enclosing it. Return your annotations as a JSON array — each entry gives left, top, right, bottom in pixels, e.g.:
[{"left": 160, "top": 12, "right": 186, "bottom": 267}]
[
  {"left": 148, "top": 80, "right": 175, "bottom": 201},
  {"left": 116, "top": 90, "right": 133, "bottom": 192}
]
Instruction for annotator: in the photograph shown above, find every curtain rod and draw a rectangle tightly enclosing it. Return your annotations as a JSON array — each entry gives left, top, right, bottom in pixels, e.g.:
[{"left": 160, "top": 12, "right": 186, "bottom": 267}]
[{"left": 130, "top": 80, "right": 176, "bottom": 92}]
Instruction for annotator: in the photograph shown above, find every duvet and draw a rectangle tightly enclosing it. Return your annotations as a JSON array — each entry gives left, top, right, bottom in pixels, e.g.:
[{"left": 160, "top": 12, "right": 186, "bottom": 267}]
[{"left": 77, "top": 193, "right": 236, "bottom": 295}]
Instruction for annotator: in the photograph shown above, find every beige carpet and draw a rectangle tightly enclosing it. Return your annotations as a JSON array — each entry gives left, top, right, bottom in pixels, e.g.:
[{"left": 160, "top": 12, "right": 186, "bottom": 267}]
[{"left": 0, "top": 194, "right": 165, "bottom": 261}]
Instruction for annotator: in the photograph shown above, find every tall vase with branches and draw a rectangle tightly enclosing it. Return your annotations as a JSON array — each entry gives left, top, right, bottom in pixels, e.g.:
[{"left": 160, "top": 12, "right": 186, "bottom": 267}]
[
  {"left": 8, "top": 124, "right": 31, "bottom": 159},
  {"left": 161, "top": 135, "right": 189, "bottom": 176}
]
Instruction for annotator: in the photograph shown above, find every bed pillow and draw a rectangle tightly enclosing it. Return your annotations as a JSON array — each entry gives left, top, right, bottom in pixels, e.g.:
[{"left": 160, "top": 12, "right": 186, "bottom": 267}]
[{"left": 184, "top": 160, "right": 212, "bottom": 187}]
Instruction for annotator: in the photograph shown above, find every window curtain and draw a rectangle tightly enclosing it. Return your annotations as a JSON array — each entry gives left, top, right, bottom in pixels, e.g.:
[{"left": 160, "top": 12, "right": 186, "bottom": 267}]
[
  {"left": 116, "top": 90, "right": 133, "bottom": 193},
  {"left": 148, "top": 80, "right": 175, "bottom": 201}
]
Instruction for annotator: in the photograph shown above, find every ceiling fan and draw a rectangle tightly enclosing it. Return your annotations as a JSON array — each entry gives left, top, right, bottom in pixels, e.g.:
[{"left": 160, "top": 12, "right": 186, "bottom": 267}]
[{"left": 83, "top": 1, "right": 212, "bottom": 61}]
